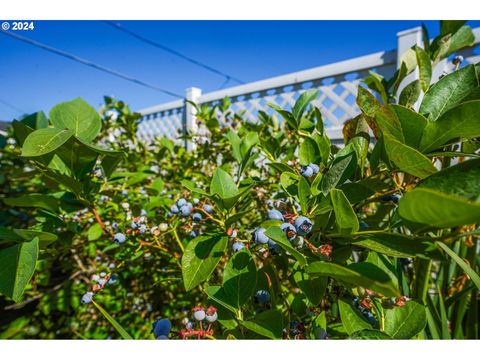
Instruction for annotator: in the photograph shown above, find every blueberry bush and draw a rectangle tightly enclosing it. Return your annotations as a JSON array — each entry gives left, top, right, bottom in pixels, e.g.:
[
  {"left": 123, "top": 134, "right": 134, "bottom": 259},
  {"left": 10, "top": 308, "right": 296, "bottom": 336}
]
[{"left": 1, "top": 21, "right": 479, "bottom": 340}]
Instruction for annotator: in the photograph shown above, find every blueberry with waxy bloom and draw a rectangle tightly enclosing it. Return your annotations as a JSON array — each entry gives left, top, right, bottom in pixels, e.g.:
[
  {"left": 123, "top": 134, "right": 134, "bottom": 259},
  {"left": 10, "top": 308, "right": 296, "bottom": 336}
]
[
  {"left": 113, "top": 232, "right": 126, "bottom": 244},
  {"left": 192, "top": 212, "right": 202, "bottom": 222},
  {"left": 203, "top": 204, "right": 214, "bottom": 214},
  {"left": 268, "top": 209, "right": 284, "bottom": 221},
  {"left": 294, "top": 216, "right": 313, "bottom": 236},
  {"left": 252, "top": 228, "right": 269, "bottom": 244},
  {"left": 177, "top": 198, "right": 187, "bottom": 207},
  {"left": 232, "top": 241, "right": 245, "bottom": 252},
  {"left": 81, "top": 292, "right": 94, "bottom": 305},
  {"left": 280, "top": 222, "right": 297, "bottom": 241},
  {"left": 309, "top": 163, "right": 320, "bottom": 175},
  {"left": 300, "top": 165, "right": 314, "bottom": 177}
]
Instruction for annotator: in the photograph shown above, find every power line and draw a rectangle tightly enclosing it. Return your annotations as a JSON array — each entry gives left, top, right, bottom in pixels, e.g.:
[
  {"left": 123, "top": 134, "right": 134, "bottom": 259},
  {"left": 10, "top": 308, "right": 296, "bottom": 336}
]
[
  {"left": 0, "top": 97, "right": 26, "bottom": 115},
  {"left": 0, "top": 30, "right": 183, "bottom": 99},
  {"left": 104, "top": 21, "right": 244, "bottom": 85}
]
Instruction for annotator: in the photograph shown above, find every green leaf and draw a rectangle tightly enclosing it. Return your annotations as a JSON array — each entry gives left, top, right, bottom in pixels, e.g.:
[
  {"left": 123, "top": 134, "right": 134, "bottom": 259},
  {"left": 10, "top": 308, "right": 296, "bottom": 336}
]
[
  {"left": 297, "top": 177, "right": 311, "bottom": 214},
  {"left": 87, "top": 223, "right": 103, "bottom": 241},
  {"left": 223, "top": 250, "right": 257, "bottom": 308},
  {"left": 3, "top": 194, "right": 60, "bottom": 213},
  {"left": 12, "top": 229, "right": 58, "bottom": 248},
  {"left": 330, "top": 189, "right": 359, "bottom": 234},
  {"left": 383, "top": 301, "right": 427, "bottom": 339},
  {"left": 383, "top": 134, "right": 437, "bottom": 178},
  {"left": 21, "top": 128, "right": 74, "bottom": 157},
  {"left": 306, "top": 261, "right": 400, "bottom": 297},
  {"left": 415, "top": 46, "right": 432, "bottom": 92},
  {"left": 298, "top": 136, "right": 320, "bottom": 165},
  {"left": 292, "top": 89, "right": 319, "bottom": 122},
  {"left": 321, "top": 145, "right": 357, "bottom": 195},
  {"left": 416, "top": 158, "right": 480, "bottom": 201},
  {"left": 398, "top": 188, "right": 480, "bottom": 228},
  {"left": 364, "top": 71, "right": 389, "bottom": 104},
  {"left": 436, "top": 242, "right": 480, "bottom": 290},
  {"left": 20, "top": 111, "right": 48, "bottom": 130},
  {"left": 0, "top": 238, "right": 39, "bottom": 302},
  {"left": 349, "top": 329, "right": 392, "bottom": 339},
  {"left": 356, "top": 86, "right": 381, "bottom": 117},
  {"left": 264, "top": 226, "right": 307, "bottom": 266},
  {"left": 399, "top": 80, "right": 421, "bottom": 108},
  {"left": 352, "top": 233, "right": 436, "bottom": 259},
  {"left": 338, "top": 298, "right": 372, "bottom": 335},
  {"left": 420, "top": 100, "right": 480, "bottom": 153},
  {"left": 390, "top": 105, "right": 428, "bottom": 149},
  {"left": 433, "top": 26, "right": 475, "bottom": 62},
  {"left": 293, "top": 267, "right": 327, "bottom": 305},
  {"left": 210, "top": 168, "right": 239, "bottom": 199},
  {"left": 241, "top": 309, "right": 283, "bottom": 339},
  {"left": 49, "top": 98, "right": 102, "bottom": 142},
  {"left": 204, "top": 286, "right": 237, "bottom": 314},
  {"left": 181, "top": 234, "right": 228, "bottom": 291},
  {"left": 92, "top": 301, "right": 133, "bottom": 339},
  {"left": 440, "top": 21, "right": 466, "bottom": 36},
  {"left": 419, "top": 65, "right": 478, "bottom": 122},
  {"left": 374, "top": 106, "right": 405, "bottom": 143}
]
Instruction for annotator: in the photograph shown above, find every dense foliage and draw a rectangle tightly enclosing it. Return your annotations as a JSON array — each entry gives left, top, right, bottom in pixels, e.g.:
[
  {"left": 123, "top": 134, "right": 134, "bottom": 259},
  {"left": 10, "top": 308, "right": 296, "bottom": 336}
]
[{"left": 0, "top": 21, "right": 479, "bottom": 340}]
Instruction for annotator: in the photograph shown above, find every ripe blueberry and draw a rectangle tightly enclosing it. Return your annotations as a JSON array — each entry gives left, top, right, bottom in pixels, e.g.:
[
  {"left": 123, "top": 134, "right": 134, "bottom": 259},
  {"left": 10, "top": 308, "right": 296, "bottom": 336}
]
[
  {"left": 140, "top": 209, "right": 147, "bottom": 217},
  {"left": 300, "top": 165, "right": 314, "bottom": 177},
  {"left": 309, "top": 163, "right": 320, "bottom": 175},
  {"left": 268, "top": 209, "right": 284, "bottom": 221},
  {"left": 130, "top": 221, "right": 138, "bottom": 229},
  {"left": 280, "top": 222, "right": 297, "bottom": 241},
  {"left": 294, "top": 216, "right": 313, "bottom": 236},
  {"left": 252, "top": 228, "right": 269, "bottom": 244},
  {"left": 152, "top": 318, "right": 172, "bottom": 338},
  {"left": 232, "top": 242, "right": 245, "bottom": 252},
  {"left": 170, "top": 204, "right": 179, "bottom": 214},
  {"left": 192, "top": 213, "right": 202, "bottom": 222},
  {"left": 177, "top": 198, "right": 187, "bottom": 207},
  {"left": 180, "top": 205, "right": 192, "bottom": 217},
  {"left": 203, "top": 204, "right": 214, "bottom": 214},
  {"left": 113, "top": 232, "right": 126, "bottom": 244},
  {"left": 254, "top": 290, "right": 270, "bottom": 305},
  {"left": 81, "top": 292, "right": 94, "bottom": 305},
  {"left": 139, "top": 224, "right": 147, "bottom": 234},
  {"left": 107, "top": 274, "right": 118, "bottom": 285},
  {"left": 359, "top": 221, "right": 369, "bottom": 229},
  {"left": 190, "top": 229, "right": 199, "bottom": 238}
]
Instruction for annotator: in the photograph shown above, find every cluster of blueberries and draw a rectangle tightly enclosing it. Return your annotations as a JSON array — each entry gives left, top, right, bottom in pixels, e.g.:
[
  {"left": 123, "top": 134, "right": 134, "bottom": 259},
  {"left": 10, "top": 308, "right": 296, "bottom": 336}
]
[
  {"left": 80, "top": 273, "right": 118, "bottom": 305},
  {"left": 241, "top": 209, "right": 314, "bottom": 253},
  {"left": 352, "top": 296, "right": 377, "bottom": 326},
  {"left": 169, "top": 198, "right": 214, "bottom": 232},
  {"left": 152, "top": 306, "right": 219, "bottom": 340}
]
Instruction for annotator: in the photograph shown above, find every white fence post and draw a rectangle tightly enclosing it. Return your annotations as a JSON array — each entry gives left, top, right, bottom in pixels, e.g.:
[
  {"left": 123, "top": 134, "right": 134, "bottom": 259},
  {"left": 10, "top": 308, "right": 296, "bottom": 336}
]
[
  {"left": 184, "top": 87, "right": 202, "bottom": 150},
  {"left": 396, "top": 27, "right": 423, "bottom": 108}
]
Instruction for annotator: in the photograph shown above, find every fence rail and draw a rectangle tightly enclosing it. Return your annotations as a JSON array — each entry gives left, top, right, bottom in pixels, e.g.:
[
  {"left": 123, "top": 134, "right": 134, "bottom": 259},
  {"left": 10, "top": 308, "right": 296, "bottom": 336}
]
[{"left": 137, "top": 26, "right": 480, "bottom": 144}]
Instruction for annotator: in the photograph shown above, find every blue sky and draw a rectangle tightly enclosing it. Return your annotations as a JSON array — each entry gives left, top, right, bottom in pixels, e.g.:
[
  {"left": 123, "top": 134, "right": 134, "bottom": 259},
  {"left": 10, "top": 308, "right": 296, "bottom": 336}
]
[{"left": 1, "top": 20, "right": 479, "bottom": 120}]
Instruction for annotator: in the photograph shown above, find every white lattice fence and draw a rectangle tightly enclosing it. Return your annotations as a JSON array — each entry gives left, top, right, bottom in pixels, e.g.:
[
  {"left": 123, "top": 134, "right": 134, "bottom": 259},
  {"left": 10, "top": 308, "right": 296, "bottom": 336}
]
[
  {"left": 137, "top": 100, "right": 184, "bottom": 142},
  {"left": 137, "top": 26, "right": 480, "bottom": 145}
]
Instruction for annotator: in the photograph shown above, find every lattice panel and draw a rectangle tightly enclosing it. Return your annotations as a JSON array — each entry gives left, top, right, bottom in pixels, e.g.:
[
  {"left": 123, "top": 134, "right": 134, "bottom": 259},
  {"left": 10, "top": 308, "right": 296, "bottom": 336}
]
[
  {"left": 137, "top": 107, "right": 184, "bottom": 143},
  {"left": 205, "top": 64, "right": 396, "bottom": 130}
]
